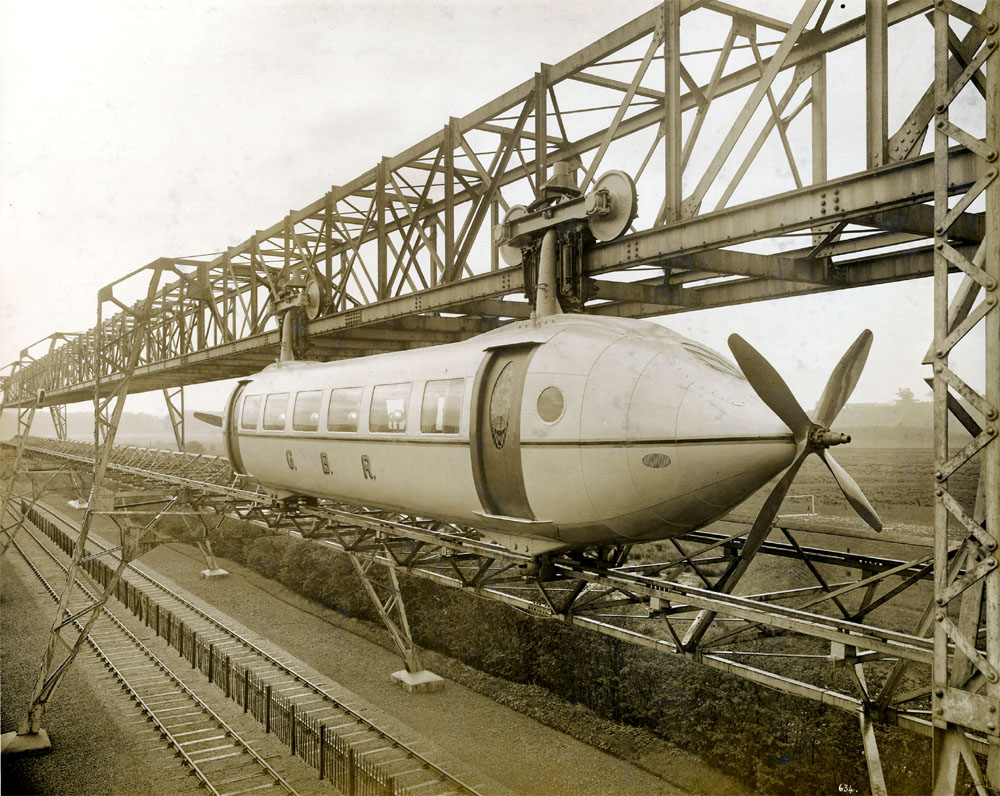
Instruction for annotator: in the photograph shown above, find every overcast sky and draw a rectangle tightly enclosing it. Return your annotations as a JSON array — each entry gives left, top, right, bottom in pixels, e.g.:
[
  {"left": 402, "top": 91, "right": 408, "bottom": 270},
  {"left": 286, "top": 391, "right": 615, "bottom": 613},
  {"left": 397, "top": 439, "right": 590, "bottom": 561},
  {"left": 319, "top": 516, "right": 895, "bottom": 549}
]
[{"left": 0, "top": 0, "right": 987, "bottom": 418}]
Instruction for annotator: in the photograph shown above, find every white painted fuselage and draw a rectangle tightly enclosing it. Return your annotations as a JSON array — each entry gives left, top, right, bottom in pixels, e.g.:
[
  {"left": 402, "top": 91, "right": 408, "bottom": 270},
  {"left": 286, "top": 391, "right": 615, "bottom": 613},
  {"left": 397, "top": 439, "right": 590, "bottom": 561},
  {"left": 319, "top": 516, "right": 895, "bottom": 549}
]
[{"left": 225, "top": 314, "right": 795, "bottom": 555}]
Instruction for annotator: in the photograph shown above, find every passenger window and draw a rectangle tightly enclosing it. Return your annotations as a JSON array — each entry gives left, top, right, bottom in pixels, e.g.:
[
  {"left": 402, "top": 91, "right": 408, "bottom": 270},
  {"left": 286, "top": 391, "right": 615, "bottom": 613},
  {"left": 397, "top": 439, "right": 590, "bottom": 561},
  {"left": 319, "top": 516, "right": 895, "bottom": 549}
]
[
  {"left": 241, "top": 395, "right": 261, "bottom": 430},
  {"left": 328, "top": 387, "right": 362, "bottom": 432},
  {"left": 292, "top": 390, "right": 322, "bottom": 431},
  {"left": 421, "top": 379, "right": 463, "bottom": 433},
  {"left": 370, "top": 383, "right": 411, "bottom": 433},
  {"left": 263, "top": 393, "right": 289, "bottom": 430}
]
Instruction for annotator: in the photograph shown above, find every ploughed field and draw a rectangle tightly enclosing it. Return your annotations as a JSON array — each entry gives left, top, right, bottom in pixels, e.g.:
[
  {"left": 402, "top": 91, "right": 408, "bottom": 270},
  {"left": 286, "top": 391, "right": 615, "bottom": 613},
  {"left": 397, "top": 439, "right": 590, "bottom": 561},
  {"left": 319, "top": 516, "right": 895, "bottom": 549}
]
[{"left": 734, "top": 446, "right": 979, "bottom": 531}]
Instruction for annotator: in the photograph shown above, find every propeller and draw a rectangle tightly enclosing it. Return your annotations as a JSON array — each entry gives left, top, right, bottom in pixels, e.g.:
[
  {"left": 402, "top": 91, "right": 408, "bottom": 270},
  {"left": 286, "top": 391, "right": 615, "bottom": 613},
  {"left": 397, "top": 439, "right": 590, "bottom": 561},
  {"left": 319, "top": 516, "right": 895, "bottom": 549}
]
[
  {"left": 194, "top": 411, "right": 224, "bottom": 428},
  {"left": 684, "top": 330, "right": 882, "bottom": 648},
  {"left": 729, "top": 328, "right": 881, "bottom": 537}
]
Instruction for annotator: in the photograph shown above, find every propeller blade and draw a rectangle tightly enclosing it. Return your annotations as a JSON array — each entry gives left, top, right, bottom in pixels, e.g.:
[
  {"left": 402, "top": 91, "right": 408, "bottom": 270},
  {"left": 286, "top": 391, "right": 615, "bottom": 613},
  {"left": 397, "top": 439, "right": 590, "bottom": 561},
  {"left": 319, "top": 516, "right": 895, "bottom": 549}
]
[
  {"left": 728, "top": 334, "right": 812, "bottom": 439},
  {"left": 819, "top": 448, "right": 883, "bottom": 531},
  {"left": 716, "top": 441, "right": 810, "bottom": 594},
  {"left": 813, "top": 329, "right": 873, "bottom": 428},
  {"left": 194, "top": 411, "right": 224, "bottom": 428},
  {"left": 684, "top": 442, "right": 809, "bottom": 647}
]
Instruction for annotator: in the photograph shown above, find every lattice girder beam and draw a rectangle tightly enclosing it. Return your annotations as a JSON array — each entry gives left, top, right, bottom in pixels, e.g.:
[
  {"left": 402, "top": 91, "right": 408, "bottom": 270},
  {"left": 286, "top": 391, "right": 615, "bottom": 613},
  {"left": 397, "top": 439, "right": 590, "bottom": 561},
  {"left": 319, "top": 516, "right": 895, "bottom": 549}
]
[
  {"left": 2, "top": 0, "right": 975, "bottom": 413},
  {"left": 930, "top": 1, "right": 999, "bottom": 792}
]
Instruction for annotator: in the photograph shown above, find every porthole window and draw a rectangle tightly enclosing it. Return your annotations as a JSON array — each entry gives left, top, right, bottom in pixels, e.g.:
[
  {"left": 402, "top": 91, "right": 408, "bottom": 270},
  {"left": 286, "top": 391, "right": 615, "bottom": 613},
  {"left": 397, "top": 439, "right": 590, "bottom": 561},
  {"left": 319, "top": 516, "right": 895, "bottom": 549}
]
[{"left": 536, "top": 386, "right": 564, "bottom": 423}]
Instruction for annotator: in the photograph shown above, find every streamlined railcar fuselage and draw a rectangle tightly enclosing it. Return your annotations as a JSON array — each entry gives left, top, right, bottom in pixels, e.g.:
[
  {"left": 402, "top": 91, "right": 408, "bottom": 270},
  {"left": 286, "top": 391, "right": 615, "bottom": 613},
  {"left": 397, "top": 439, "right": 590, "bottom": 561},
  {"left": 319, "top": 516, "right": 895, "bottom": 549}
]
[{"left": 224, "top": 314, "right": 796, "bottom": 556}]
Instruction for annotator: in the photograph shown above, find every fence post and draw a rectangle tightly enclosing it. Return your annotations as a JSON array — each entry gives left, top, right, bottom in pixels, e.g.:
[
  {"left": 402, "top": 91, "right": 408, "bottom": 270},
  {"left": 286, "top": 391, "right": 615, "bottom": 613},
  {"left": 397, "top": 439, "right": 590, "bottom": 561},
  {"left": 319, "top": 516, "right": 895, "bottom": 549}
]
[
  {"left": 192, "top": 631, "right": 197, "bottom": 669},
  {"left": 319, "top": 724, "right": 326, "bottom": 780},
  {"left": 225, "top": 655, "right": 231, "bottom": 698},
  {"left": 290, "top": 702, "right": 296, "bottom": 756},
  {"left": 208, "top": 643, "right": 215, "bottom": 683},
  {"left": 243, "top": 667, "right": 249, "bottom": 712},
  {"left": 265, "top": 684, "right": 271, "bottom": 733},
  {"left": 347, "top": 746, "right": 355, "bottom": 796},
  {"left": 155, "top": 603, "right": 160, "bottom": 637}
]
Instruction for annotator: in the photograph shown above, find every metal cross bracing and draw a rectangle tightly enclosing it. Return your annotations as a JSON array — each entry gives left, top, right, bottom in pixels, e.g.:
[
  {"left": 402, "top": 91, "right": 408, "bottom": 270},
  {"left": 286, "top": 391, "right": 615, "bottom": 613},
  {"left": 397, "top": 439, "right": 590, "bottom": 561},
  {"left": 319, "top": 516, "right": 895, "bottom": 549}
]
[
  {"left": 0, "top": 0, "right": 996, "bottom": 791},
  {"left": 0, "top": 0, "right": 991, "bottom": 411},
  {"left": 929, "top": 0, "right": 999, "bottom": 792},
  {"left": 4, "top": 434, "right": 992, "bottom": 783}
]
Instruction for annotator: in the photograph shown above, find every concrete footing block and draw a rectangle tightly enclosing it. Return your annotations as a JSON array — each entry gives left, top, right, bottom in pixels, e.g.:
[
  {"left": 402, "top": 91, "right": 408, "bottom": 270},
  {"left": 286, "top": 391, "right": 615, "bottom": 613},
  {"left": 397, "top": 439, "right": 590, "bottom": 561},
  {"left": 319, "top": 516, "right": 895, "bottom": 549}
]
[
  {"left": 1, "top": 729, "right": 52, "bottom": 756},
  {"left": 200, "top": 568, "right": 229, "bottom": 578},
  {"left": 391, "top": 669, "right": 445, "bottom": 693}
]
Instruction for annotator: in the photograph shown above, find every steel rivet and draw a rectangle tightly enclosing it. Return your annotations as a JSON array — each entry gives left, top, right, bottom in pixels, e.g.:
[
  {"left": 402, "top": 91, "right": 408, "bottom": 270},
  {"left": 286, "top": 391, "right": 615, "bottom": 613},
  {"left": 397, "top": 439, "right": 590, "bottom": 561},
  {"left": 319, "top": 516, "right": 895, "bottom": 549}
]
[
  {"left": 989, "top": 722, "right": 997, "bottom": 731},
  {"left": 935, "top": 242, "right": 944, "bottom": 250},
  {"left": 935, "top": 470, "right": 945, "bottom": 480},
  {"left": 935, "top": 688, "right": 945, "bottom": 697},
  {"left": 988, "top": 559, "right": 997, "bottom": 568},
  {"left": 986, "top": 407, "right": 998, "bottom": 420},
  {"left": 935, "top": 364, "right": 944, "bottom": 374},
  {"left": 990, "top": 705, "right": 997, "bottom": 713},
  {"left": 936, "top": 120, "right": 946, "bottom": 130},
  {"left": 934, "top": 225, "right": 945, "bottom": 235},
  {"left": 936, "top": 707, "right": 944, "bottom": 715},
  {"left": 935, "top": 104, "right": 946, "bottom": 114},
  {"left": 936, "top": 612, "right": 945, "bottom": 622},
  {"left": 935, "top": 488, "right": 943, "bottom": 497},
  {"left": 991, "top": 672, "right": 1000, "bottom": 683},
  {"left": 935, "top": 596, "right": 945, "bottom": 605},
  {"left": 987, "top": 150, "right": 999, "bottom": 163},
  {"left": 988, "top": 296, "right": 998, "bottom": 306},
  {"left": 936, "top": 349, "right": 945, "bottom": 358},
  {"left": 988, "top": 426, "right": 998, "bottom": 436}
]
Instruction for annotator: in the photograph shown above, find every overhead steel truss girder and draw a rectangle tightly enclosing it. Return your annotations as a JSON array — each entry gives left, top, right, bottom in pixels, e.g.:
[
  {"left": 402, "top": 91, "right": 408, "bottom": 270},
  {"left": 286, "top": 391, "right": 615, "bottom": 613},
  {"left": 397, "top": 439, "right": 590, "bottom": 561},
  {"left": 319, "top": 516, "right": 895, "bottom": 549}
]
[{"left": 2, "top": 0, "right": 989, "bottom": 413}]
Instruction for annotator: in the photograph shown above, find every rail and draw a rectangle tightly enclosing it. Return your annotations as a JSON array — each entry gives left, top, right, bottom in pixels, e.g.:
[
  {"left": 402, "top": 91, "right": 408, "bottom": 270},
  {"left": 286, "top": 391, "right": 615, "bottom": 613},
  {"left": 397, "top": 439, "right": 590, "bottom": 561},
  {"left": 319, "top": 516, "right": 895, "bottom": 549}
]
[
  {"left": 9, "top": 521, "right": 300, "bottom": 796},
  {"left": 22, "top": 497, "right": 483, "bottom": 796}
]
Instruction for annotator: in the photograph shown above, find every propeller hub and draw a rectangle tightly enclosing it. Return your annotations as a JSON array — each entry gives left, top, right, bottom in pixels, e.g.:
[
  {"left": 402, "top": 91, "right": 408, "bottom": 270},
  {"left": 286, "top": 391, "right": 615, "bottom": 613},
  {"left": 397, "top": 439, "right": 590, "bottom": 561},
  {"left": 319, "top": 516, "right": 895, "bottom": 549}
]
[{"left": 810, "top": 428, "right": 851, "bottom": 448}]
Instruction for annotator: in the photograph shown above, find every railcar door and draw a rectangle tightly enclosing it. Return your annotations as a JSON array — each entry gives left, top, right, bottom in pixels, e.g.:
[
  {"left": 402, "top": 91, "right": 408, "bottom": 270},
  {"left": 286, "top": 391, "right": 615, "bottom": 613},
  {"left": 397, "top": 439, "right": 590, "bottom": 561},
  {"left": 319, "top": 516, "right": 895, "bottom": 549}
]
[
  {"left": 224, "top": 380, "right": 249, "bottom": 474},
  {"left": 470, "top": 346, "right": 536, "bottom": 519}
]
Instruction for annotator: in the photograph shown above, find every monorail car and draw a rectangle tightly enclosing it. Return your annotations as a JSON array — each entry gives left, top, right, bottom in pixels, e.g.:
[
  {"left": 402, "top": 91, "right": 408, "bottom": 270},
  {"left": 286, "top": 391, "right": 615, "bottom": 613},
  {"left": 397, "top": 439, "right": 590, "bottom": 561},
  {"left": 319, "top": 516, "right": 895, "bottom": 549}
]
[{"left": 224, "top": 313, "right": 796, "bottom": 555}]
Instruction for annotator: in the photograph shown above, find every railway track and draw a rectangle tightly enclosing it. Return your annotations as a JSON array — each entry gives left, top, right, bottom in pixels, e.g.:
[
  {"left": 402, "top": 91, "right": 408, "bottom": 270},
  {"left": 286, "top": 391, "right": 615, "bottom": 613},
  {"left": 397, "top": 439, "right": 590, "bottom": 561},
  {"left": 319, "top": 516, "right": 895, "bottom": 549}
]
[
  {"left": 19, "top": 497, "right": 481, "bottom": 796},
  {"left": 8, "top": 520, "right": 300, "bottom": 796}
]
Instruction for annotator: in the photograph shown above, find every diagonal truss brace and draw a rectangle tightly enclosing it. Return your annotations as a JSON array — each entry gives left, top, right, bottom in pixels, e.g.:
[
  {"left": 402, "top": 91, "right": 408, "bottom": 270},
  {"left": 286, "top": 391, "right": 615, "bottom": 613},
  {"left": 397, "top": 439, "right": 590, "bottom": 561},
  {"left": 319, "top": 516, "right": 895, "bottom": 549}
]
[
  {"left": 930, "top": 1, "right": 999, "bottom": 792},
  {"left": 10, "top": 264, "right": 166, "bottom": 742},
  {"left": 345, "top": 547, "right": 424, "bottom": 674},
  {"left": 0, "top": 391, "right": 43, "bottom": 557}
]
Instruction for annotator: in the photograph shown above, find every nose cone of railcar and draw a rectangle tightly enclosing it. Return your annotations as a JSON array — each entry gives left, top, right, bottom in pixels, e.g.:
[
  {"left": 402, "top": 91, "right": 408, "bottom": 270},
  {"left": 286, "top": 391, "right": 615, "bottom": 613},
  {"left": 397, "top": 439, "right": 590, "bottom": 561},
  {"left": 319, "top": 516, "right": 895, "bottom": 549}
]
[{"left": 624, "top": 340, "right": 796, "bottom": 537}]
